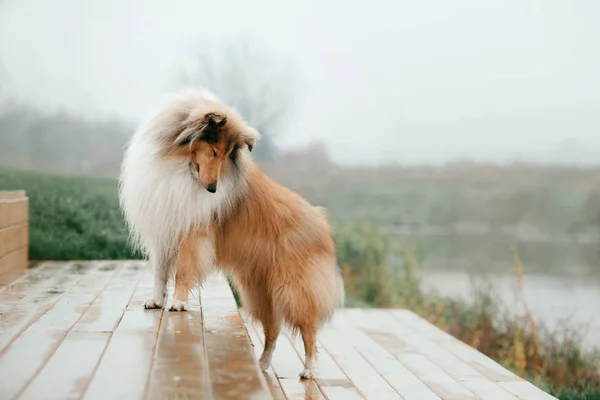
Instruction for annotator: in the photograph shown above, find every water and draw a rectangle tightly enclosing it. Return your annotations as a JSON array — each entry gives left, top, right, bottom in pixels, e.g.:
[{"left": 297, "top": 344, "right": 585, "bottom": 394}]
[
  {"left": 421, "top": 270, "right": 600, "bottom": 351},
  {"left": 389, "top": 227, "right": 600, "bottom": 351}
]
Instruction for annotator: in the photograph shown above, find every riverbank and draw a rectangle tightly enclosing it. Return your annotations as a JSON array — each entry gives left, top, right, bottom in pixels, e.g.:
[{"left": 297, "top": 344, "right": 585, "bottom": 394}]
[{"left": 336, "top": 223, "right": 600, "bottom": 400}]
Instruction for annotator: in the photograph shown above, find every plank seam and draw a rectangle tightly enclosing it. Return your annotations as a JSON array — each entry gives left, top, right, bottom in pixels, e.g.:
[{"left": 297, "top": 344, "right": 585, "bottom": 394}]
[
  {"left": 79, "top": 263, "right": 148, "bottom": 399},
  {"left": 0, "top": 262, "right": 88, "bottom": 356},
  {"left": 343, "top": 309, "right": 447, "bottom": 400},
  {"left": 11, "top": 263, "right": 124, "bottom": 399},
  {"left": 385, "top": 309, "right": 502, "bottom": 399},
  {"left": 249, "top": 320, "right": 287, "bottom": 400},
  {"left": 0, "top": 262, "right": 49, "bottom": 293},
  {"left": 0, "top": 222, "right": 28, "bottom": 234},
  {"left": 284, "top": 331, "right": 347, "bottom": 400}
]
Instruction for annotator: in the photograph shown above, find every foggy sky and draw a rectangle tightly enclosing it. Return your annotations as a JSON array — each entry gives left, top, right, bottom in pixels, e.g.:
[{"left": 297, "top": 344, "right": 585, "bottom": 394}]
[{"left": 1, "top": 0, "right": 599, "bottom": 165}]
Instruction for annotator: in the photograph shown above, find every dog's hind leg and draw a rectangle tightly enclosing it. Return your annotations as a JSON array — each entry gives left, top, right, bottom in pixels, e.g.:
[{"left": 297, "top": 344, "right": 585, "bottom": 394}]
[
  {"left": 240, "top": 282, "right": 281, "bottom": 371},
  {"left": 258, "top": 309, "right": 282, "bottom": 371},
  {"left": 299, "top": 323, "right": 318, "bottom": 379},
  {"left": 144, "top": 252, "right": 170, "bottom": 309}
]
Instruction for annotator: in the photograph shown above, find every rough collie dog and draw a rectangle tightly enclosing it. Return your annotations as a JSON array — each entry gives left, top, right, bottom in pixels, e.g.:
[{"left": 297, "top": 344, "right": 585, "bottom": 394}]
[{"left": 118, "top": 88, "right": 344, "bottom": 378}]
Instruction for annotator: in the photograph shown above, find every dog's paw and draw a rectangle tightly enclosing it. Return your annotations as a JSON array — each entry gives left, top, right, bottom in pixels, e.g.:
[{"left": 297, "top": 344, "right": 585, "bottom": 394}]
[
  {"left": 143, "top": 298, "right": 163, "bottom": 309},
  {"left": 258, "top": 356, "right": 271, "bottom": 371},
  {"left": 168, "top": 300, "right": 188, "bottom": 312},
  {"left": 258, "top": 349, "right": 272, "bottom": 371},
  {"left": 299, "top": 368, "right": 315, "bottom": 379}
]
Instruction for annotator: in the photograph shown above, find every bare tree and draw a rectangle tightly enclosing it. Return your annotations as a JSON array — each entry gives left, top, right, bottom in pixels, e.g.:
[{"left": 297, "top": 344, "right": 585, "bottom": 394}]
[{"left": 179, "top": 39, "right": 297, "bottom": 161}]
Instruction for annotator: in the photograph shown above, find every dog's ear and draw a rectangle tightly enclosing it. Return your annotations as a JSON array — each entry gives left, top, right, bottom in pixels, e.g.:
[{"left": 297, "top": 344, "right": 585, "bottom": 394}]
[
  {"left": 173, "top": 113, "right": 227, "bottom": 146},
  {"left": 205, "top": 113, "right": 227, "bottom": 128},
  {"left": 241, "top": 127, "right": 260, "bottom": 152},
  {"left": 198, "top": 113, "right": 227, "bottom": 143}
]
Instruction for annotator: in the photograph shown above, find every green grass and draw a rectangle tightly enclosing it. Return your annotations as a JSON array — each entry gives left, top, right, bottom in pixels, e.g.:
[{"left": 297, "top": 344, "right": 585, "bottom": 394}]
[{"left": 0, "top": 167, "right": 139, "bottom": 260}]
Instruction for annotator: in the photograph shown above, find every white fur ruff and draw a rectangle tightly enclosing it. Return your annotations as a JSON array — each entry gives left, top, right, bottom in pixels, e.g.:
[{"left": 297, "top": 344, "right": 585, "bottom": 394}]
[{"left": 118, "top": 89, "right": 236, "bottom": 264}]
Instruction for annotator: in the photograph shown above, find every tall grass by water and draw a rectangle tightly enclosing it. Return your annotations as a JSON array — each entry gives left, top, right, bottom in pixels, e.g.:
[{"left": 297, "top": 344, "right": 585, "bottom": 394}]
[{"left": 336, "top": 222, "right": 600, "bottom": 400}]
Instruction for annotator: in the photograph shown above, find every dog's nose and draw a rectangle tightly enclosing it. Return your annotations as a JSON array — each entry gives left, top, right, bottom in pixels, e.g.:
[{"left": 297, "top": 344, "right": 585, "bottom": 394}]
[{"left": 206, "top": 183, "right": 217, "bottom": 193}]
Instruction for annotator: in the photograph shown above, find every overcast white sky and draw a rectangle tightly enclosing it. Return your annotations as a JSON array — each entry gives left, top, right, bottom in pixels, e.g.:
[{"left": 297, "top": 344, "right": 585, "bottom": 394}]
[{"left": 1, "top": 0, "right": 599, "bottom": 165}]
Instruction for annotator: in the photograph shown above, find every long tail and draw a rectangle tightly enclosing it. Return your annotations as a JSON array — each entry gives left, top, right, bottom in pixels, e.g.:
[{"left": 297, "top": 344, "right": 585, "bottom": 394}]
[{"left": 315, "top": 205, "right": 346, "bottom": 308}]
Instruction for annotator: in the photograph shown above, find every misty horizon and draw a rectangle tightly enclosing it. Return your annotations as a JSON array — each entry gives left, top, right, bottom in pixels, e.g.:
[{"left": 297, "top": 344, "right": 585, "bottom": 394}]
[{"left": 1, "top": 0, "right": 599, "bottom": 166}]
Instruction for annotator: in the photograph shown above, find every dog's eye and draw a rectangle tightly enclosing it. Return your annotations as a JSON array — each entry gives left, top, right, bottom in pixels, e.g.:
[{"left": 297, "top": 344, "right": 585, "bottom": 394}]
[{"left": 213, "top": 150, "right": 217, "bottom": 158}]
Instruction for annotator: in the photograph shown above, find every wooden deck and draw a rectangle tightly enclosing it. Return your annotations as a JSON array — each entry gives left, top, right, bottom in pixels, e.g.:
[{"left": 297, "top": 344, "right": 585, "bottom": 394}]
[{"left": 0, "top": 261, "right": 556, "bottom": 400}]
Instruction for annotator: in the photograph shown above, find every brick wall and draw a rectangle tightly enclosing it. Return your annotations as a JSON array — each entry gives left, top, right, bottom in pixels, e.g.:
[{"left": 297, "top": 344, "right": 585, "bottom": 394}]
[{"left": 0, "top": 190, "right": 29, "bottom": 278}]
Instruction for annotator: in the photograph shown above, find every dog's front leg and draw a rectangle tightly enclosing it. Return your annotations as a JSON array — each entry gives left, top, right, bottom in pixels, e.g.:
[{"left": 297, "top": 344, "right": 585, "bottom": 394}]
[
  {"left": 168, "top": 234, "right": 214, "bottom": 311},
  {"left": 170, "top": 260, "right": 193, "bottom": 311},
  {"left": 144, "top": 253, "right": 170, "bottom": 309}
]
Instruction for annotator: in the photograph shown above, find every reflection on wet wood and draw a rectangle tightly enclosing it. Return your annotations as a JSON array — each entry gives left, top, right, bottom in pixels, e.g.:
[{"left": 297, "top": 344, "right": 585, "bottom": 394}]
[
  {"left": 201, "top": 274, "right": 272, "bottom": 400},
  {"left": 145, "top": 295, "right": 209, "bottom": 399},
  {"left": 248, "top": 320, "right": 324, "bottom": 400},
  {"left": 288, "top": 332, "right": 365, "bottom": 400},
  {"left": 84, "top": 266, "right": 161, "bottom": 400},
  {"left": 0, "top": 261, "right": 557, "bottom": 400},
  {"left": 19, "top": 331, "right": 111, "bottom": 400}
]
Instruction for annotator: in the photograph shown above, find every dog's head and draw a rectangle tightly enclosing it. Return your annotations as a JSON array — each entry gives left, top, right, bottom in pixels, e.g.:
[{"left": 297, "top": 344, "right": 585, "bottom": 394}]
[{"left": 173, "top": 110, "right": 259, "bottom": 193}]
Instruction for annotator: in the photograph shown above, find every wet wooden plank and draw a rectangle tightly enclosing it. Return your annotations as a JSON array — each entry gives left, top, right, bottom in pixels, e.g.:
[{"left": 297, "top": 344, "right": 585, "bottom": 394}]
[
  {"left": 374, "top": 310, "right": 487, "bottom": 383},
  {"left": 463, "top": 382, "right": 520, "bottom": 400},
  {"left": 390, "top": 310, "right": 524, "bottom": 383},
  {"left": 114, "top": 266, "right": 162, "bottom": 334},
  {"left": 0, "top": 261, "right": 48, "bottom": 292},
  {"left": 200, "top": 274, "right": 272, "bottom": 400},
  {"left": 145, "top": 293, "right": 209, "bottom": 400},
  {"left": 0, "top": 263, "right": 77, "bottom": 349},
  {"left": 242, "top": 314, "right": 286, "bottom": 400},
  {"left": 74, "top": 262, "right": 146, "bottom": 332},
  {"left": 394, "top": 354, "right": 480, "bottom": 400},
  {"left": 116, "top": 288, "right": 163, "bottom": 333},
  {"left": 287, "top": 332, "right": 365, "bottom": 400},
  {"left": 0, "top": 329, "right": 64, "bottom": 399},
  {"left": 253, "top": 322, "right": 325, "bottom": 400},
  {"left": 498, "top": 382, "right": 558, "bottom": 400},
  {"left": 19, "top": 331, "right": 111, "bottom": 400},
  {"left": 318, "top": 327, "right": 401, "bottom": 399},
  {"left": 276, "top": 378, "right": 324, "bottom": 400},
  {"left": 83, "top": 268, "right": 161, "bottom": 400},
  {"left": 84, "top": 331, "right": 158, "bottom": 400},
  {"left": 0, "top": 264, "right": 118, "bottom": 399},
  {"left": 392, "top": 310, "right": 523, "bottom": 383},
  {"left": 17, "top": 264, "right": 148, "bottom": 399},
  {"left": 0, "top": 263, "right": 105, "bottom": 355},
  {"left": 328, "top": 313, "right": 440, "bottom": 400},
  {"left": 353, "top": 311, "right": 478, "bottom": 400}
]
